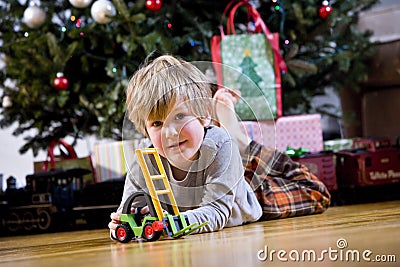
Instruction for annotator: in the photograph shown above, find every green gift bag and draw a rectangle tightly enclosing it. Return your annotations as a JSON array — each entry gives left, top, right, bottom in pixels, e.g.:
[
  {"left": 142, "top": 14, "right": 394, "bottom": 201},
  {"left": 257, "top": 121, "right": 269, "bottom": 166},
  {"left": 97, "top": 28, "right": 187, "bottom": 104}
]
[{"left": 211, "top": 0, "right": 287, "bottom": 120}]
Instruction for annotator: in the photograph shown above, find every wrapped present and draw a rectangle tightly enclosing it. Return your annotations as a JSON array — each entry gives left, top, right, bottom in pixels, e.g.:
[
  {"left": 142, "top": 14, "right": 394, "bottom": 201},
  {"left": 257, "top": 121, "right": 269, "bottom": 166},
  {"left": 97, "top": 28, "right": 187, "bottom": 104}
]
[
  {"left": 275, "top": 114, "right": 323, "bottom": 152},
  {"left": 241, "top": 114, "right": 323, "bottom": 152},
  {"left": 93, "top": 140, "right": 141, "bottom": 181}
]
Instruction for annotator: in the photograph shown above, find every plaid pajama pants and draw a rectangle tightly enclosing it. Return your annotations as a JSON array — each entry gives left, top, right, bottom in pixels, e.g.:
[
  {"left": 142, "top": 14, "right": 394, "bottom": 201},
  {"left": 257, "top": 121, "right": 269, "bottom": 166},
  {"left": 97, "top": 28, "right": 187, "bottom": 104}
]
[{"left": 243, "top": 141, "right": 331, "bottom": 220}]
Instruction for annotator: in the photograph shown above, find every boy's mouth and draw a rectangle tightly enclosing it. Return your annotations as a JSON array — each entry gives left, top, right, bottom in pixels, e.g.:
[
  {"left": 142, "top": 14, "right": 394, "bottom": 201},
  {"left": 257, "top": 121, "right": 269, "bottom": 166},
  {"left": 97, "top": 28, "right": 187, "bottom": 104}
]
[{"left": 167, "top": 140, "right": 187, "bottom": 150}]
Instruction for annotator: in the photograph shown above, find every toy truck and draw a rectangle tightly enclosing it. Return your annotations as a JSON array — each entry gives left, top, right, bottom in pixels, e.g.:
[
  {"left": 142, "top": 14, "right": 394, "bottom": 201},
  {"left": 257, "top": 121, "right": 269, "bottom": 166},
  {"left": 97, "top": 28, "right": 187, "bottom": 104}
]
[{"left": 113, "top": 148, "right": 208, "bottom": 243}]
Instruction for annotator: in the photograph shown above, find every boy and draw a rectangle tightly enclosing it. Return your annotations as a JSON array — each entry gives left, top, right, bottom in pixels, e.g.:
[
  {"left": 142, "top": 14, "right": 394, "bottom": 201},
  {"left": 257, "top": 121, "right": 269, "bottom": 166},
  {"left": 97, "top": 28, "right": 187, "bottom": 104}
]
[
  {"left": 110, "top": 55, "right": 262, "bottom": 236},
  {"left": 109, "top": 54, "right": 330, "bottom": 237}
]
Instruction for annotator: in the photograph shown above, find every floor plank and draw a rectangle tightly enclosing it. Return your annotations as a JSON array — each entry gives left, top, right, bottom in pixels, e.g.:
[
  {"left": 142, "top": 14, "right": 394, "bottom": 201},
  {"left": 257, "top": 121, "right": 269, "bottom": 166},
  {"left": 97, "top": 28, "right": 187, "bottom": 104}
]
[{"left": 0, "top": 200, "right": 399, "bottom": 267}]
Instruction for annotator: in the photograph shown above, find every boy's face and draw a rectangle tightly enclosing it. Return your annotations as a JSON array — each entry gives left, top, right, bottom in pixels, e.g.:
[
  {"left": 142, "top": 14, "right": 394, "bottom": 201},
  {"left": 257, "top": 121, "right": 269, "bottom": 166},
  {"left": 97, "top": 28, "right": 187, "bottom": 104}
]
[{"left": 145, "top": 98, "right": 209, "bottom": 171}]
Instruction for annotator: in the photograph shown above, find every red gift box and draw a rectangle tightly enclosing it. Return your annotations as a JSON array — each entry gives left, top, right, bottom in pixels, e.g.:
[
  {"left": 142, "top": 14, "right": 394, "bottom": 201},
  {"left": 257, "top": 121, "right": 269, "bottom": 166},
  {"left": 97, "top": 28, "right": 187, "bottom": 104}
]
[
  {"left": 242, "top": 114, "right": 324, "bottom": 152},
  {"left": 335, "top": 137, "right": 400, "bottom": 187}
]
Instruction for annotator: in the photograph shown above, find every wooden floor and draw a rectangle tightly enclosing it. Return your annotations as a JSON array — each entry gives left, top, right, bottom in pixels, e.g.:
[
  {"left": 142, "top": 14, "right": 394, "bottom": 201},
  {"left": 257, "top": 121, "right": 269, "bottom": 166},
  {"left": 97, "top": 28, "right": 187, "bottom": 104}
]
[{"left": 1, "top": 200, "right": 399, "bottom": 267}]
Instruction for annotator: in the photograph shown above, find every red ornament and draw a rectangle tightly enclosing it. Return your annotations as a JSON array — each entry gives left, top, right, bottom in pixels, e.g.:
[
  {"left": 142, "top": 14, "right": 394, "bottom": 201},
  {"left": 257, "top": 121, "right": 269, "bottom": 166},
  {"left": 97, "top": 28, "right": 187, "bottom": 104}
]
[
  {"left": 319, "top": 5, "right": 332, "bottom": 19},
  {"left": 54, "top": 72, "right": 69, "bottom": 91},
  {"left": 146, "top": 0, "right": 162, "bottom": 12}
]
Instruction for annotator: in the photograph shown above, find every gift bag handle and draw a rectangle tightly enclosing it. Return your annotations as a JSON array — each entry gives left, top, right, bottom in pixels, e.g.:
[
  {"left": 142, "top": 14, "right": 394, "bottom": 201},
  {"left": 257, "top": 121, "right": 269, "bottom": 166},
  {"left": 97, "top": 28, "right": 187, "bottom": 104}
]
[
  {"left": 226, "top": 1, "right": 262, "bottom": 36},
  {"left": 43, "top": 140, "right": 78, "bottom": 171},
  {"left": 222, "top": 0, "right": 287, "bottom": 73},
  {"left": 219, "top": 0, "right": 254, "bottom": 38}
]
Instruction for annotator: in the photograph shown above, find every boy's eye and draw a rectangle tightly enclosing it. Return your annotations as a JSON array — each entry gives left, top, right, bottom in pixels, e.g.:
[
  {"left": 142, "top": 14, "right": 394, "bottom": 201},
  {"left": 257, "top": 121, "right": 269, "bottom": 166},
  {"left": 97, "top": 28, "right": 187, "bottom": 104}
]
[
  {"left": 175, "top": 113, "right": 185, "bottom": 120},
  {"left": 152, "top": 121, "right": 163, "bottom": 127}
]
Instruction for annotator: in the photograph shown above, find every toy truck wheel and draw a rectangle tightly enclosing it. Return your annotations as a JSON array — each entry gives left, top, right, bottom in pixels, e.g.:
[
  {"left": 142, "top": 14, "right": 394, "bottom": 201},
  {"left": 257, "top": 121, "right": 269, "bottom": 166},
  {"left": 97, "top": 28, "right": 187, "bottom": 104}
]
[
  {"left": 115, "top": 224, "right": 133, "bottom": 243},
  {"left": 142, "top": 222, "right": 162, "bottom": 241}
]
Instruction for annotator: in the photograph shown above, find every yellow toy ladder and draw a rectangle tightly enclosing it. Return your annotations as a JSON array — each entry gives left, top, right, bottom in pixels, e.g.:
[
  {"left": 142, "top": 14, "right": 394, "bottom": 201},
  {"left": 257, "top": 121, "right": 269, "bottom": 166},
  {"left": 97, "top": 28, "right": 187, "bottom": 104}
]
[{"left": 135, "top": 148, "right": 180, "bottom": 221}]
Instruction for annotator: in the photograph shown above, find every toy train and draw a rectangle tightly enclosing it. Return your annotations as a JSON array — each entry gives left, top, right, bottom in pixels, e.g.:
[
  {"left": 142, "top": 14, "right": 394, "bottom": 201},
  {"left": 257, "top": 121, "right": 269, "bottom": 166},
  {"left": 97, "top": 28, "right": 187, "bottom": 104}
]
[
  {"left": 0, "top": 168, "right": 124, "bottom": 236},
  {"left": 1, "top": 137, "right": 399, "bottom": 236},
  {"left": 292, "top": 137, "right": 400, "bottom": 205}
]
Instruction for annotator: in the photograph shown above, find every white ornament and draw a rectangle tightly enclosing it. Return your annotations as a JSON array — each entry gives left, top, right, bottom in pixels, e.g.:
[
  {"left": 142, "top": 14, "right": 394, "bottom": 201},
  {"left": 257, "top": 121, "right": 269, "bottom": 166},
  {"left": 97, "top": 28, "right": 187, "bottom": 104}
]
[
  {"left": 2, "top": 96, "right": 12, "bottom": 108},
  {"left": 91, "top": 0, "right": 116, "bottom": 24},
  {"left": 23, "top": 5, "right": 46, "bottom": 29},
  {"left": 69, "top": 0, "right": 93, "bottom": 8}
]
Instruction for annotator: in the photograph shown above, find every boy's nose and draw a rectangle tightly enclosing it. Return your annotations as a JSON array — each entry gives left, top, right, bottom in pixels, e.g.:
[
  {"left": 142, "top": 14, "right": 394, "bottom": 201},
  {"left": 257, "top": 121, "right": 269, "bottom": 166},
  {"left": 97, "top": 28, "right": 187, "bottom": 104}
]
[{"left": 163, "top": 124, "right": 179, "bottom": 138}]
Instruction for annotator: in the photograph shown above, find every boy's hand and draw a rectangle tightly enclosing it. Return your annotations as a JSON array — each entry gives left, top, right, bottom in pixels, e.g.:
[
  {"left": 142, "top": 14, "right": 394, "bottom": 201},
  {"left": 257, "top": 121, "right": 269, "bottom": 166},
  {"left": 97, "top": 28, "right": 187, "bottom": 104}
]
[
  {"left": 109, "top": 212, "right": 121, "bottom": 241},
  {"left": 108, "top": 212, "right": 121, "bottom": 231},
  {"left": 108, "top": 207, "right": 149, "bottom": 231},
  {"left": 133, "top": 206, "right": 150, "bottom": 215},
  {"left": 108, "top": 207, "right": 151, "bottom": 241}
]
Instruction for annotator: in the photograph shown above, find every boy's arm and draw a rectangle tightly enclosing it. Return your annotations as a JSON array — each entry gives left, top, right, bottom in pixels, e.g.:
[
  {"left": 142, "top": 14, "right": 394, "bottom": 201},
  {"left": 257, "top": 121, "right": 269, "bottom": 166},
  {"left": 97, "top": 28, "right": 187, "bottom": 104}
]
[
  {"left": 183, "top": 139, "right": 260, "bottom": 232},
  {"left": 183, "top": 181, "right": 236, "bottom": 233},
  {"left": 117, "top": 160, "right": 147, "bottom": 213},
  {"left": 243, "top": 141, "right": 331, "bottom": 220}
]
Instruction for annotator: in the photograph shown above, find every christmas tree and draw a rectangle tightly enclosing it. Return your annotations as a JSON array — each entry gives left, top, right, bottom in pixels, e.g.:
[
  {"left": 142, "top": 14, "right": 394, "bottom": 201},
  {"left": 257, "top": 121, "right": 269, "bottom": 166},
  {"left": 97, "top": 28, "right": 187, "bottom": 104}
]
[{"left": 0, "top": 0, "right": 378, "bottom": 155}]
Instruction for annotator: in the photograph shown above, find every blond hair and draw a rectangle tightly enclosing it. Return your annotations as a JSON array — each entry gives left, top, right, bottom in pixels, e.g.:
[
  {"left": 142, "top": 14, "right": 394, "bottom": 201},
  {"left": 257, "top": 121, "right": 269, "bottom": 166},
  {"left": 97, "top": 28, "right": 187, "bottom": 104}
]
[{"left": 126, "top": 55, "right": 212, "bottom": 136}]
